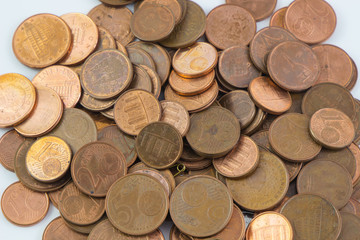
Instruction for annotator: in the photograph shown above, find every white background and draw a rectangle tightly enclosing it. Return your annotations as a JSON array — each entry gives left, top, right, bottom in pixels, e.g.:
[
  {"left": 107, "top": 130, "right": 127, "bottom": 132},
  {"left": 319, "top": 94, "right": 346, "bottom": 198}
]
[{"left": 0, "top": 0, "right": 359, "bottom": 239}]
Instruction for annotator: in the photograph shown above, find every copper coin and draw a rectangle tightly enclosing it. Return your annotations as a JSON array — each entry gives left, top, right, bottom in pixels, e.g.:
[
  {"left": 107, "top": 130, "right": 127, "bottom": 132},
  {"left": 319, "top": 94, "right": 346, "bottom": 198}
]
[
  {"left": 15, "top": 86, "right": 63, "bottom": 137},
  {"left": 218, "top": 45, "right": 262, "bottom": 88},
  {"left": 1, "top": 182, "right": 49, "bottom": 226},
  {"left": 227, "top": 150, "right": 289, "bottom": 211},
  {"left": 310, "top": 108, "right": 355, "bottom": 149},
  {"left": 181, "top": 142, "right": 204, "bottom": 162},
  {"left": 88, "top": 4, "right": 134, "bottom": 46},
  {"left": 268, "top": 41, "right": 320, "bottom": 92},
  {"left": 170, "top": 175, "right": 233, "bottom": 237},
  {"left": 347, "top": 59, "right": 358, "bottom": 91},
  {"left": 128, "top": 64, "right": 152, "bottom": 92},
  {"left": 280, "top": 194, "right": 341, "bottom": 240},
  {"left": 269, "top": 113, "right": 322, "bottom": 162},
  {"left": 71, "top": 141, "right": 127, "bottom": 197},
  {"left": 205, "top": 4, "right": 256, "bottom": 50},
  {"left": 81, "top": 49, "right": 133, "bottom": 99},
  {"left": 127, "top": 47, "right": 156, "bottom": 71},
  {"left": 285, "top": 0, "right": 336, "bottom": 44},
  {"left": 0, "top": 130, "right": 25, "bottom": 172},
  {"left": 114, "top": 89, "right": 161, "bottom": 136},
  {"left": 136, "top": 122, "right": 183, "bottom": 169},
  {"left": 12, "top": 13, "right": 71, "bottom": 68},
  {"left": 226, "top": 0, "right": 277, "bottom": 21},
  {"left": 340, "top": 199, "right": 360, "bottom": 217},
  {"left": 59, "top": 182, "right": 105, "bottom": 226},
  {"left": 98, "top": 125, "right": 137, "bottom": 167},
  {"left": 350, "top": 143, "right": 360, "bottom": 185},
  {"left": 286, "top": 92, "right": 305, "bottom": 114},
  {"left": 116, "top": 40, "right": 128, "bottom": 56},
  {"left": 250, "top": 27, "right": 297, "bottom": 74},
  {"left": 135, "top": 169, "right": 171, "bottom": 196},
  {"left": 106, "top": 173, "right": 169, "bottom": 235},
  {"left": 62, "top": 214, "right": 106, "bottom": 235},
  {"left": 48, "top": 187, "right": 63, "bottom": 209},
  {"left": 83, "top": 110, "right": 113, "bottom": 131},
  {"left": 137, "top": 0, "right": 183, "bottom": 24},
  {"left": 249, "top": 76, "right": 292, "bottom": 115},
  {"left": 242, "top": 108, "right": 267, "bottom": 136},
  {"left": 213, "top": 135, "right": 259, "bottom": 178},
  {"left": 353, "top": 180, "right": 360, "bottom": 203},
  {"left": 140, "top": 65, "right": 161, "bottom": 99},
  {"left": 101, "top": 107, "right": 114, "bottom": 120},
  {"left": 94, "top": 26, "right": 116, "bottom": 52},
  {"left": 160, "top": 100, "right": 190, "bottom": 136},
  {"left": 100, "top": 0, "right": 137, "bottom": 6},
  {"left": 59, "top": 13, "right": 99, "bottom": 65},
  {"left": 338, "top": 212, "right": 360, "bottom": 239},
  {"left": 270, "top": 7, "right": 287, "bottom": 28},
  {"left": 43, "top": 217, "right": 87, "bottom": 240},
  {"left": 79, "top": 92, "right": 116, "bottom": 112},
  {"left": 32, "top": 65, "right": 81, "bottom": 108},
  {"left": 178, "top": 158, "right": 212, "bottom": 171},
  {"left": 0, "top": 73, "right": 36, "bottom": 128}
]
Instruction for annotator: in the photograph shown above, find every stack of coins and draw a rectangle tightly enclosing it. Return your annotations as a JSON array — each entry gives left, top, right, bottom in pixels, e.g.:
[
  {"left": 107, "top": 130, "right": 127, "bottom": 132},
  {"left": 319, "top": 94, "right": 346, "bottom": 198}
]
[{"left": 1, "top": 0, "right": 360, "bottom": 239}]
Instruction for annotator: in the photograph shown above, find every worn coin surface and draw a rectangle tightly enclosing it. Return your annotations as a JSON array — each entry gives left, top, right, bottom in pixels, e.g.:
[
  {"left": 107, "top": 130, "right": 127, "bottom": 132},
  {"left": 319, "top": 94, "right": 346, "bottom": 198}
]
[
  {"left": 127, "top": 47, "right": 156, "bottom": 70},
  {"left": 100, "top": 0, "right": 137, "bottom": 6},
  {"left": 160, "top": 100, "right": 190, "bottom": 136},
  {"left": 48, "top": 187, "right": 63, "bottom": 209},
  {"left": 94, "top": 26, "right": 116, "bottom": 52},
  {"left": 135, "top": 169, "right": 171, "bottom": 197},
  {"left": 62, "top": 214, "right": 106, "bottom": 235},
  {"left": 349, "top": 143, "right": 360, "bottom": 184},
  {"left": 140, "top": 65, "right": 161, "bottom": 98},
  {"left": 80, "top": 93, "right": 116, "bottom": 112},
  {"left": 338, "top": 212, "right": 360, "bottom": 239},
  {"left": 128, "top": 65, "right": 152, "bottom": 92},
  {"left": 242, "top": 108, "right": 267, "bottom": 136},
  {"left": 340, "top": 199, "right": 360, "bottom": 217},
  {"left": 137, "top": 0, "right": 183, "bottom": 24},
  {"left": 226, "top": 0, "right": 277, "bottom": 21},
  {"left": 0, "top": 130, "right": 25, "bottom": 172},
  {"left": 43, "top": 217, "right": 87, "bottom": 240},
  {"left": 270, "top": 7, "right": 287, "bottom": 28}
]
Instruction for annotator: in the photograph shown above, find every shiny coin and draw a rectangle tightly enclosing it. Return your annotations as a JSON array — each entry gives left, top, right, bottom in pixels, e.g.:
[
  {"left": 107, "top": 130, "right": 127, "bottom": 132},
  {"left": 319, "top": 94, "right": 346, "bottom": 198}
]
[
  {"left": 43, "top": 217, "right": 87, "bottom": 240},
  {"left": 270, "top": 7, "right": 287, "bottom": 28},
  {"left": 338, "top": 212, "right": 360, "bottom": 239},
  {"left": 160, "top": 100, "right": 190, "bottom": 136},
  {"left": 226, "top": 0, "right": 277, "bottom": 21},
  {"left": 0, "top": 130, "right": 25, "bottom": 172}
]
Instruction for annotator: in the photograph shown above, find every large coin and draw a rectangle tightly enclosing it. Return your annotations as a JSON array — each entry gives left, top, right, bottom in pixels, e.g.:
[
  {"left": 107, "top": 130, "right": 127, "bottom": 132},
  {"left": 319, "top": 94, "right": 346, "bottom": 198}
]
[
  {"left": 43, "top": 217, "right": 87, "bottom": 240},
  {"left": 0, "top": 130, "right": 25, "bottom": 172}
]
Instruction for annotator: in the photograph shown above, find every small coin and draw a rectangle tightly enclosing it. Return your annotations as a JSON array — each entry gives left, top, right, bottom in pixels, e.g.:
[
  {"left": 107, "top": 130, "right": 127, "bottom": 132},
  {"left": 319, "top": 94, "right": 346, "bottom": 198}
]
[
  {"left": 340, "top": 199, "right": 360, "bottom": 217},
  {"left": 160, "top": 100, "right": 190, "bottom": 136},
  {"left": 206, "top": 4, "right": 256, "bottom": 50},
  {"left": 62, "top": 214, "right": 106, "bottom": 235},
  {"left": 0, "top": 130, "right": 25, "bottom": 172},
  {"left": 140, "top": 65, "right": 161, "bottom": 99},
  {"left": 135, "top": 169, "right": 171, "bottom": 196},
  {"left": 80, "top": 92, "right": 116, "bottom": 111},
  {"left": 242, "top": 108, "right": 267, "bottom": 135},
  {"left": 12, "top": 14, "right": 71, "bottom": 68},
  {"left": 0, "top": 73, "right": 36, "bottom": 128},
  {"left": 349, "top": 143, "right": 360, "bottom": 185},
  {"left": 43, "top": 217, "right": 87, "bottom": 240},
  {"left": 94, "top": 26, "right": 116, "bottom": 52},
  {"left": 128, "top": 64, "right": 152, "bottom": 92},
  {"left": 114, "top": 89, "right": 161, "bottom": 136},
  {"left": 270, "top": 7, "right": 287, "bottom": 28},
  {"left": 338, "top": 212, "right": 360, "bottom": 239},
  {"left": 137, "top": 0, "right": 183, "bottom": 24},
  {"left": 280, "top": 194, "right": 342, "bottom": 240},
  {"left": 1, "top": 182, "right": 49, "bottom": 226},
  {"left": 15, "top": 86, "right": 63, "bottom": 137},
  {"left": 106, "top": 173, "right": 169, "bottom": 235},
  {"left": 127, "top": 47, "right": 156, "bottom": 70},
  {"left": 170, "top": 175, "right": 233, "bottom": 237},
  {"left": 226, "top": 0, "right": 277, "bottom": 21}
]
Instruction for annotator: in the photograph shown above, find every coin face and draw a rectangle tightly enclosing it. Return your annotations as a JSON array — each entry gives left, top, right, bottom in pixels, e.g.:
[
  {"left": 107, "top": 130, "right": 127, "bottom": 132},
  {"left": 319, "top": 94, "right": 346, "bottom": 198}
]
[
  {"left": 127, "top": 47, "right": 156, "bottom": 70},
  {"left": 1, "top": 182, "right": 49, "bottom": 226},
  {"left": 226, "top": 150, "right": 289, "bottom": 211},
  {"left": 226, "top": 0, "right": 277, "bottom": 21},
  {"left": 160, "top": 100, "right": 190, "bottom": 136},
  {"left": 138, "top": 0, "right": 182, "bottom": 24},
  {"left": 0, "top": 130, "right": 25, "bottom": 172},
  {"left": 270, "top": 7, "right": 287, "bottom": 28},
  {"left": 12, "top": 13, "right": 71, "bottom": 68},
  {"left": 339, "top": 212, "right": 360, "bottom": 239},
  {"left": 206, "top": 4, "right": 256, "bottom": 50},
  {"left": 280, "top": 194, "right": 341, "bottom": 240},
  {"left": 135, "top": 169, "right": 171, "bottom": 197},
  {"left": 106, "top": 173, "right": 169, "bottom": 235},
  {"left": 285, "top": 0, "right": 336, "bottom": 44},
  {"left": 0, "top": 73, "right": 36, "bottom": 128},
  {"left": 114, "top": 89, "right": 162, "bottom": 136},
  {"left": 71, "top": 141, "right": 127, "bottom": 197},
  {"left": 43, "top": 217, "right": 88, "bottom": 240}
]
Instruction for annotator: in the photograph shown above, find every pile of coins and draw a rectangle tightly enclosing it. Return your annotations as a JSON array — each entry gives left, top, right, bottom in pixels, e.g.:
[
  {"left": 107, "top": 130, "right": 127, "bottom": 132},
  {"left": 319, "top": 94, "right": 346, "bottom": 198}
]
[{"left": 1, "top": 0, "right": 360, "bottom": 239}]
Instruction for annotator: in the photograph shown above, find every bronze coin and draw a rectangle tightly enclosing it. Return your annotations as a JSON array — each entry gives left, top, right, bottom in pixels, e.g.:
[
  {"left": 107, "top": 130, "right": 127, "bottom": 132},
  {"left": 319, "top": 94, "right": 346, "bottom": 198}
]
[
  {"left": 250, "top": 27, "right": 297, "bottom": 74},
  {"left": 270, "top": 7, "right": 287, "bottom": 28},
  {"left": 249, "top": 76, "right": 292, "bottom": 115},
  {"left": 62, "top": 214, "right": 106, "bottom": 235},
  {"left": 1, "top": 182, "right": 49, "bottom": 226},
  {"left": 15, "top": 86, "right": 63, "bottom": 137},
  {"left": 0, "top": 130, "right": 25, "bottom": 172},
  {"left": 242, "top": 107, "right": 267, "bottom": 136},
  {"left": 116, "top": 40, "right": 128, "bottom": 56},
  {"left": 48, "top": 187, "right": 64, "bottom": 209},
  {"left": 106, "top": 173, "right": 169, "bottom": 235},
  {"left": 12, "top": 14, "right": 71, "bottom": 68},
  {"left": 205, "top": 4, "right": 256, "bottom": 50},
  {"left": 310, "top": 108, "right": 355, "bottom": 149},
  {"left": 0, "top": 73, "right": 36, "bottom": 128},
  {"left": 170, "top": 175, "right": 233, "bottom": 237},
  {"left": 218, "top": 45, "right": 262, "bottom": 88},
  {"left": 286, "top": 92, "right": 305, "bottom": 114},
  {"left": 98, "top": 125, "right": 137, "bottom": 167},
  {"left": 100, "top": 0, "right": 137, "bottom": 6},
  {"left": 226, "top": 0, "right": 277, "bottom": 21},
  {"left": 101, "top": 107, "right": 115, "bottom": 120},
  {"left": 213, "top": 135, "right": 259, "bottom": 178},
  {"left": 134, "top": 169, "right": 171, "bottom": 196},
  {"left": 140, "top": 65, "right": 161, "bottom": 99},
  {"left": 94, "top": 26, "right": 116, "bottom": 52},
  {"left": 43, "top": 217, "right": 87, "bottom": 240},
  {"left": 81, "top": 49, "right": 133, "bottom": 99},
  {"left": 160, "top": 100, "right": 190, "bottom": 136},
  {"left": 338, "top": 212, "right": 360, "bottom": 239},
  {"left": 59, "top": 182, "right": 105, "bottom": 226},
  {"left": 178, "top": 158, "right": 212, "bottom": 171},
  {"left": 181, "top": 142, "right": 204, "bottom": 162},
  {"left": 350, "top": 143, "right": 360, "bottom": 185},
  {"left": 137, "top": 0, "right": 183, "bottom": 24},
  {"left": 127, "top": 47, "right": 156, "bottom": 71},
  {"left": 226, "top": 150, "right": 289, "bottom": 211},
  {"left": 285, "top": 0, "right": 336, "bottom": 44},
  {"left": 340, "top": 199, "right": 360, "bottom": 217},
  {"left": 346, "top": 59, "right": 358, "bottom": 91},
  {"left": 32, "top": 65, "right": 81, "bottom": 108},
  {"left": 114, "top": 89, "right": 162, "bottom": 136},
  {"left": 269, "top": 113, "right": 322, "bottom": 162},
  {"left": 80, "top": 92, "right": 116, "bottom": 112},
  {"left": 267, "top": 41, "right": 320, "bottom": 92},
  {"left": 128, "top": 64, "right": 152, "bottom": 92},
  {"left": 88, "top": 4, "right": 134, "bottom": 46}
]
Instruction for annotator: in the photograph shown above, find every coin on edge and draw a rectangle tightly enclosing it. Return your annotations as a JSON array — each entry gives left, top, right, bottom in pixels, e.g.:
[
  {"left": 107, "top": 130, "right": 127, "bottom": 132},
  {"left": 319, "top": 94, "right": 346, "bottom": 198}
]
[
  {"left": 0, "top": 130, "right": 25, "bottom": 172},
  {"left": 270, "top": 7, "right": 287, "bottom": 28}
]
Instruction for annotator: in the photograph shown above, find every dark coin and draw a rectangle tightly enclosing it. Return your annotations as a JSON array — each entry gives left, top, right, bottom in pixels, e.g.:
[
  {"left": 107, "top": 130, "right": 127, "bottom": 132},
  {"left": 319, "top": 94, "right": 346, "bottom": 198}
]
[{"left": 0, "top": 130, "right": 25, "bottom": 172}]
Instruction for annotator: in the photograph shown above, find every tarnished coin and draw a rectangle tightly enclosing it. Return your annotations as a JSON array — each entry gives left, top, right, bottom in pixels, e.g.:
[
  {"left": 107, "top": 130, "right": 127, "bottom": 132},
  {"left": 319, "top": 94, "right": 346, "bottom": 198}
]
[
  {"left": 100, "top": 0, "right": 137, "bottom": 6},
  {"left": 12, "top": 14, "right": 71, "bottom": 68},
  {"left": 246, "top": 212, "right": 293, "bottom": 240},
  {"left": 80, "top": 93, "right": 116, "bottom": 112},
  {"left": 297, "top": 160, "right": 353, "bottom": 209},
  {"left": 269, "top": 113, "right": 322, "bottom": 162},
  {"left": 43, "top": 217, "right": 87, "bottom": 240},
  {"left": 81, "top": 49, "right": 133, "bottom": 99},
  {"left": 62, "top": 214, "right": 106, "bottom": 235},
  {"left": 15, "top": 86, "right": 63, "bottom": 137},
  {"left": 268, "top": 41, "right": 320, "bottom": 92},
  {"left": 106, "top": 173, "right": 169, "bottom": 235},
  {"left": 181, "top": 142, "right": 204, "bottom": 162},
  {"left": 128, "top": 65, "right": 152, "bottom": 92},
  {"left": 340, "top": 199, "right": 360, "bottom": 217},
  {"left": 310, "top": 108, "right": 355, "bottom": 149},
  {"left": 170, "top": 175, "right": 233, "bottom": 237},
  {"left": 226, "top": 0, "right": 277, "bottom": 21},
  {"left": 213, "top": 135, "right": 259, "bottom": 178},
  {"left": 287, "top": 92, "right": 305, "bottom": 114},
  {"left": 285, "top": 0, "right": 336, "bottom": 44},
  {"left": 249, "top": 76, "right": 292, "bottom": 115},
  {"left": 135, "top": 169, "right": 171, "bottom": 196},
  {"left": 94, "top": 26, "right": 116, "bottom": 52},
  {"left": 1, "top": 182, "right": 49, "bottom": 226},
  {"left": 0, "top": 130, "right": 25, "bottom": 172},
  {"left": 116, "top": 40, "right": 128, "bottom": 56},
  {"left": 280, "top": 194, "right": 341, "bottom": 240},
  {"left": 71, "top": 141, "right": 126, "bottom": 197},
  {"left": 101, "top": 108, "right": 114, "bottom": 120},
  {"left": 114, "top": 89, "right": 161, "bottom": 136},
  {"left": 160, "top": 100, "right": 190, "bottom": 136},
  {"left": 59, "top": 182, "right": 105, "bottom": 226},
  {"left": 178, "top": 158, "right": 212, "bottom": 171},
  {"left": 206, "top": 4, "right": 256, "bottom": 50},
  {"left": 349, "top": 143, "right": 360, "bottom": 184},
  {"left": 140, "top": 65, "right": 161, "bottom": 99},
  {"left": 270, "top": 7, "right": 287, "bottom": 28},
  {"left": 347, "top": 59, "right": 358, "bottom": 91},
  {"left": 137, "top": 0, "right": 183, "bottom": 24},
  {"left": 98, "top": 125, "right": 137, "bottom": 167},
  {"left": 136, "top": 122, "right": 183, "bottom": 169},
  {"left": 227, "top": 150, "right": 289, "bottom": 211},
  {"left": 59, "top": 13, "right": 99, "bottom": 65},
  {"left": 48, "top": 187, "right": 63, "bottom": 209},
  {"left": 0, "top": 73, "right": 36, "bottom": 128},
  {"left": 339, "top": 212, "right": 360, "bottom": 239},
  {"left": 127, "top": 47, "right": 156, "bottom": 70},
  {"left": 32, "top": 66, "right": 81, "bottom": 108},
  {"left": 243, "top": 108, "right": 267, "bottom": 136},
  {"left": 83, "top": 110, "right": 113, "bottom": 131}
]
